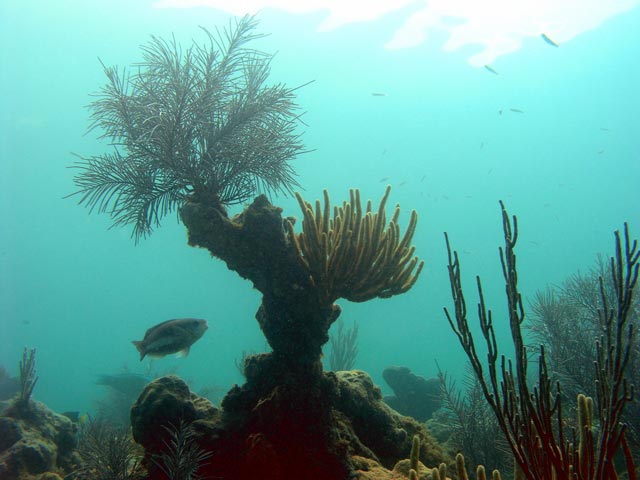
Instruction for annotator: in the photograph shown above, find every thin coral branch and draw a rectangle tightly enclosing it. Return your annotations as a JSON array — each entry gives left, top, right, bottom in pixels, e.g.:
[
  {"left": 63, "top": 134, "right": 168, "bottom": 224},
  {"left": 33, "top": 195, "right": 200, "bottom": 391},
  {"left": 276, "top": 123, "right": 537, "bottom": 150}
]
[
  {"left": 442, "top": 204, "right": 637, "bottom": 479},
  {"left": 593, "top": 223, "right": 638, "bottom": 478},
  {"left": 329, "top": 319, "right": 359, "bottom": 371},
  {"left": 152, "top": 420, "right": 211, "bottom": 480},
  {"left": 76, "top": 416, "right": 144, "bottom": 480},
  {"left": 18, "top": 347, "right": 38, "bottom": 404}
]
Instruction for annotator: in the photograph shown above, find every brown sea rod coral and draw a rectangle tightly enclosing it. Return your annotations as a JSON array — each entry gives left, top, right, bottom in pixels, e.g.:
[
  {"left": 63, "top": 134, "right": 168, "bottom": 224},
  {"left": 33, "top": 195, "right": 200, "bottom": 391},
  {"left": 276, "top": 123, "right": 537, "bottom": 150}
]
[
  {"left": 443, "top": 202, "right": 637, "bottom": 479},
  {"left": 528, "top": 257, "right": 640, "bottom": 458}
]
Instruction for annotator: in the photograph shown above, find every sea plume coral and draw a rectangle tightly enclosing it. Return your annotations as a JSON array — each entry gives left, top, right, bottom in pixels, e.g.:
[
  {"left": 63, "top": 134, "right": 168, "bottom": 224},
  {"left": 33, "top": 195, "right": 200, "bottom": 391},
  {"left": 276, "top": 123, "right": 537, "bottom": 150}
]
[
  {"left": 70, "top": 15, "right": 305, "bottom": 240},
  {"left": 76, "top": 416, "right": 144, "bottom": 480},
  {"left": 152, "top": 420, "right": 211, "bottom": 480}
]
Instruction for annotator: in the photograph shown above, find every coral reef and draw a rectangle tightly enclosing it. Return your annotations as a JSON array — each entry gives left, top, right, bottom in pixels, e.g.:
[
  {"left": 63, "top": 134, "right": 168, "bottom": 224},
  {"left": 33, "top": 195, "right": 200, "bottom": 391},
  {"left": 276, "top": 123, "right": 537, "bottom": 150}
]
[
  {"left": 382, "top": 366, "right": 442, "bottom": 423},
  {"left": 72, "top": 15, "right": 433, "bottom": 479},
  {"left": 176, "top": 189, "right": 425, "bottom": 478},
  {"left": 0, "top": 399, "right": 81, "bottom": 479},
  {"left": 331, "top": 370, "right": 447, "bottom": 469},
  {"left": 131, "top": 371, "right": 446, "bottom": 479},
  {"left": 130, "top": 375, "right": 218, "bottom": 456},
  {"left": 0, "top": 349, "right": 87, "bottom": 480},
  {"left": 443, "top": 202, "right": 637, "bottom": 479}
]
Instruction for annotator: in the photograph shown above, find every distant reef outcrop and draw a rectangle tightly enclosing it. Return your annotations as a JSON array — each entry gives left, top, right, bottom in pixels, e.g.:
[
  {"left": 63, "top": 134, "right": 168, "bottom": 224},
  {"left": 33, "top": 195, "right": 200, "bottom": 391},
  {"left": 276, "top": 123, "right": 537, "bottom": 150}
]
[{"left": 382, "top": 366, "right": 443, "bottom": 422}]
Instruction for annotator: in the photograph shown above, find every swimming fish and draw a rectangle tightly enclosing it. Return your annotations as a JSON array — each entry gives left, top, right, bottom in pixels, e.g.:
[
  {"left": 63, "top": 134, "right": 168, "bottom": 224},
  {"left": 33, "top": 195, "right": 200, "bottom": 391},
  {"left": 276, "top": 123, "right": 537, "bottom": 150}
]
[
  {"left": 541, "top": 33, "right": 559, "bottom": 47},
  {"left": 484, "top": 65, "right": 499, "bottom": 75},
  {"left": 510, "top": 108, "right": 524, "bottom": 114},
  {"left": 62, "top": 411, "right": 88, "bottom": 424},
  {"left": 371, "top": 92, "right": 387, "bottom": 97},
  {"left": 132, "top": 318, "right": 208, "bottom": 361}
]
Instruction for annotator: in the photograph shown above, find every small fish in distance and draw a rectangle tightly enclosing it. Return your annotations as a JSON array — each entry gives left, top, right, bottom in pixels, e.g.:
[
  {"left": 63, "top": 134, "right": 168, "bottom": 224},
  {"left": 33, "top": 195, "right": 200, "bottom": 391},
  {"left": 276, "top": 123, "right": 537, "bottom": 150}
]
[
  {"left": 541, "top": 33, "right": 559, "bottom": 47},
  {"left": 484, "top": 65, "right": 499, "bottom": 75},
  {"left": 132, "top": 318, "right": 208, "bottom": 361},
  {"left": 62, "top": 411, "right": 87, "bottom": 424}
]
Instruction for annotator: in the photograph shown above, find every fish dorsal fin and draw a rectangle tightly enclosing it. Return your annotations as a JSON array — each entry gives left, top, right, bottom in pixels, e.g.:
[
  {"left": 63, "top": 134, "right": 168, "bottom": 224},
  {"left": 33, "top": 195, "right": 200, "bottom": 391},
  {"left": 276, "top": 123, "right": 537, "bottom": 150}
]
[{"left": 144, "top": 318, "right": 182, "bottom": 337}]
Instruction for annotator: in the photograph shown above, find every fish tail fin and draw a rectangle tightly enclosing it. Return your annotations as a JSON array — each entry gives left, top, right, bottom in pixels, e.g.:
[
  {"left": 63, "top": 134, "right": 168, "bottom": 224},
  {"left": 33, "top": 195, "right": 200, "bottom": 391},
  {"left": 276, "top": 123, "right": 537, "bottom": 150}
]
[{"left": 132, "top": 341, "right": 146, "bottom": 361}]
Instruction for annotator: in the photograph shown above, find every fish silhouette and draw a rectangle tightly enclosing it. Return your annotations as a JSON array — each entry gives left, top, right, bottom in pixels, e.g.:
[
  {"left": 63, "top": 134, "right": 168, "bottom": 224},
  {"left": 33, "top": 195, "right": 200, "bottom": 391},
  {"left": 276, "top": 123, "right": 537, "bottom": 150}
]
[{"left": 132, "top": 318, "right": 208, "bottom": 360}]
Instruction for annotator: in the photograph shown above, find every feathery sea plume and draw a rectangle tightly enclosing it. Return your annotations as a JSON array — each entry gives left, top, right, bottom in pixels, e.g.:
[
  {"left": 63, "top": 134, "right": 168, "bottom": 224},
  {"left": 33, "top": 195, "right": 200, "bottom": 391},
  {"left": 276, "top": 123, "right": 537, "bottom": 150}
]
[
  {"left": 152, "top": 420, "right": 211, "bottom": 480},
  {"left": 70, "top": 15, "right": 306, "bottom": 240}
]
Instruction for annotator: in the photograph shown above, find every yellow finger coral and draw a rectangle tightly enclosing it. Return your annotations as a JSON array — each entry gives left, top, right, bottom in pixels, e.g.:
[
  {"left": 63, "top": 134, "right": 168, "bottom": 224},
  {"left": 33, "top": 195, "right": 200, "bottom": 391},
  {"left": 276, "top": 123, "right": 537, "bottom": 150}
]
[{"left": 287, "top": 186, "right": 424, "bottom": 305}]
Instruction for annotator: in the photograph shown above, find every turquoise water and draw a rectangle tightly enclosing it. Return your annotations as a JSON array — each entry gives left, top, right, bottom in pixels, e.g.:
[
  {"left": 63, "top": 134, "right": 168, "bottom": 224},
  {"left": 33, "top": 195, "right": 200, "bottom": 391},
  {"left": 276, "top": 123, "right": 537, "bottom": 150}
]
[{"left": 1, "top": 0, "right": 639, "bottom": 416}]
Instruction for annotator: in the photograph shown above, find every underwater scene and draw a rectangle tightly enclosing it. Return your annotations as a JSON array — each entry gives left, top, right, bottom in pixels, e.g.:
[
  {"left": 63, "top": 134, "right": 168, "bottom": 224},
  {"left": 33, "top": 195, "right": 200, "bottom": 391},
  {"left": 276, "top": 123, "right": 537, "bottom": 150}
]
[{"left": 1, "top": 0, "right": 639, "bottom": 479}]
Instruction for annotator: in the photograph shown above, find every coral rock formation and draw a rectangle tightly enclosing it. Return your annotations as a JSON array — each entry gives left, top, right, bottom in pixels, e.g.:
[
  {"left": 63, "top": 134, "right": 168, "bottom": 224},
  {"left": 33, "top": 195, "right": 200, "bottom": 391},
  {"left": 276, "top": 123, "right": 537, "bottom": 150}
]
[
  {"left": 131, "top": 375, "right": 218, "bottom": 455},
  {"left": 0, "top": 400, "right": 80, "bottom": 480},
  {"left": 383, "top": 366, "right": 443, "bottom": 422},
  {"left": 72, "top": 14, "right": 430, "bottom": 478},
  {"left": 131, "top": 369, "right": 447, "bottom": 480}
]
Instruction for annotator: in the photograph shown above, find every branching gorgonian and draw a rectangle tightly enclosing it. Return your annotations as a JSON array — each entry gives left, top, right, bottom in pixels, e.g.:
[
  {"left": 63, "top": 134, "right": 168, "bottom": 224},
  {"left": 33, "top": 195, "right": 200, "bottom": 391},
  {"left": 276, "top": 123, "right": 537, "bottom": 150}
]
[{"left": 70, "top": 15, "right": 306, "bottom": 240}]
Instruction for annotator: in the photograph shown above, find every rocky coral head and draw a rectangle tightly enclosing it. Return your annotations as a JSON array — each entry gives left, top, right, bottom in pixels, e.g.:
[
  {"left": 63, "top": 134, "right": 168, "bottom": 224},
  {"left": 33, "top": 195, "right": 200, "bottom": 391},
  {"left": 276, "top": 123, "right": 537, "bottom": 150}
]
[
  {"left": 0, "top": 399, "right": 80, "bottom": 479},
  {"left": 131, "top": 375, "right": 218, "bottom": 454}
]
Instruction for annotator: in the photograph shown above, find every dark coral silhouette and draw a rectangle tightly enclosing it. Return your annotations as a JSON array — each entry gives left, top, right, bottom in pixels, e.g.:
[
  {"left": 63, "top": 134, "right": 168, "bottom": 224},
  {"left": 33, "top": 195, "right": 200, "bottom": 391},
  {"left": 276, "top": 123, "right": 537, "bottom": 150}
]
[
  {"left": 382, "top": 366, "right": 442, "bottom": 422},
  {"left": 72, "top": 16, "right": 429, "bottom": 480}
]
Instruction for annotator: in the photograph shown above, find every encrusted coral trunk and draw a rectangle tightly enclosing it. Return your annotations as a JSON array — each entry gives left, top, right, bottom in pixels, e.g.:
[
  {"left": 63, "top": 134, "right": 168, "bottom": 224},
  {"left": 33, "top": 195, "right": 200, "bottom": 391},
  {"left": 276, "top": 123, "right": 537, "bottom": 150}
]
[
  {"left": 180, "top": 193, "right": 340, "bottom": 362},
  {"left": 178, "top": 194, "right": 350, "bottom": 478}
]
